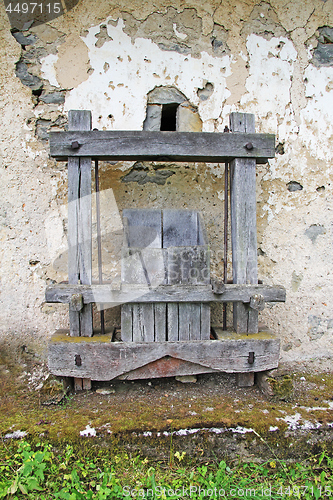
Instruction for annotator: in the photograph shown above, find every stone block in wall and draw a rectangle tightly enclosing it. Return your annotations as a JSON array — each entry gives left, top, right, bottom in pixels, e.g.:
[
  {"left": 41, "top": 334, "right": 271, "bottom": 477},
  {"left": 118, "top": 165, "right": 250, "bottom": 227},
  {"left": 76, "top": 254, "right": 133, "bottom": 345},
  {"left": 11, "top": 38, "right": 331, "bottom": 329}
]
[{"left": 177, "top": 103, "right": 202, "bottom": 132}]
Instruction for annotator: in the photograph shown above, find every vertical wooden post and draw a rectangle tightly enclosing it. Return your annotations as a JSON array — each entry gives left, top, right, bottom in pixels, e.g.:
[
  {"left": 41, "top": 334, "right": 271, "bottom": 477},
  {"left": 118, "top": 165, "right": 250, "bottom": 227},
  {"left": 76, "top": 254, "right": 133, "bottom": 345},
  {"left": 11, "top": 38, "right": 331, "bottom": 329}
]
[
  {"left": 68, "top": 110, "right": 93, "bottom": 390},
  {"left": 229, "top": 112, "right": 258, "bottom": 334},
  {"left": 230, "top": 112, "right": 258, "bottom": 387}
]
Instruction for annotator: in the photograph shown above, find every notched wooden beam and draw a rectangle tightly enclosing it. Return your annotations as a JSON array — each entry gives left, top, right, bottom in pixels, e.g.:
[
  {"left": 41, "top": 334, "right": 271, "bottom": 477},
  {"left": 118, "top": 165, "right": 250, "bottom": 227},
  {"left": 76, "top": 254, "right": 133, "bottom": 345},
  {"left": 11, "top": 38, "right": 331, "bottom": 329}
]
[
  {"left": 45, "top": 283, "right": 286, "bottom": 304},
  {"left": 48, "top": 330, "right": 280, "bottom": 380},
  {"left": 49, "top": 131, "right": 276, "bottom": 163}
]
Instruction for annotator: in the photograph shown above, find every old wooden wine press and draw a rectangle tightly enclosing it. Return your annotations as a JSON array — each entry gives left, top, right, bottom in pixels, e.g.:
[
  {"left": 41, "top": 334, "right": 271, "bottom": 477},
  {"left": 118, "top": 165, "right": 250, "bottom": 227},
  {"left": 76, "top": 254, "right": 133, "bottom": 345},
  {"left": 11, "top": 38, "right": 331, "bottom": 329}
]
[{"left": 46, "top": 110, "right": 286, "bottom": 390}]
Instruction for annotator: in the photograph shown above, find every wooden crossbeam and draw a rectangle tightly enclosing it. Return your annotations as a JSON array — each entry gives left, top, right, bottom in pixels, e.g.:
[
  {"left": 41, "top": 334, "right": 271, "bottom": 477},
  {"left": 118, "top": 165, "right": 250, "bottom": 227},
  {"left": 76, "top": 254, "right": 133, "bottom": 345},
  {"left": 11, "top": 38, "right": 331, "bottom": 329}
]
[
  {"left": 45, "top": 283, "right": 286, "bottom": 305},
  {"left": 48, "top": 330, "right": 280, "bottom": 381},
  {"left": 49, "top": 130, "right": 275, "bottom": 163}
]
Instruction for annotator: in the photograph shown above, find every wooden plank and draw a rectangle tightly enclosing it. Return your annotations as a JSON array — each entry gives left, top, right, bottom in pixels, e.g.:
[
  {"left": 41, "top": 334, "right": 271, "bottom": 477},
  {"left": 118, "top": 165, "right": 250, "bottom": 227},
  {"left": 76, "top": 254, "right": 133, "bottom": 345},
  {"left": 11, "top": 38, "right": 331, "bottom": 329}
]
[
  {"left": 122, "top": 248, "right": 166, "bottom": 287},
  {"left": 132, "top": 304, "right": 154, "bottom": 342},
  {"left": 123, "top": 209, "right": 162, "bottom": 248},
  {"left": 189, "top": 247, "right": 210, "bottom": 285},
  {"left": 46, "top": 283, "right": 287, "bottom": 304},
  {"left": 121, "top": 303, "right": 133, "bottom": 342},
  {"left": 178, "top": 303, "right": 190, "bottom": 341},
  {"left": 190, "top": 303, "right": 201, "bottom": 340},
  {"left": 49, "top": 130, "right": 276, "bottom": 163},
  {"left": 154, "top": 303, "right": 167, "bottom": 341},
  {"left": 230, "top": 112, "right": 258, "bottom": 334},
  {"left": 74, "top": 377, "right": 83, "bottom": 391},
  {"left": 67, "top": 110, "right": 93, "bottom": 338},
  {"left": 167, "top": 303, "right": 179, "bottom": 341},
  {"left": 200, "top": 303, "right": 211, "bottom": 340},
  {"left": 48, "top": 330, "right": 280, "bottom": 381},
  {"left": 166, "top": 247, "right": 210, "bottom": 285},
  {"left": 78, "top": 156, "right": 93, "bottom": 337},
  {"left": 163, "top": 209, "right": 198, "bottom": 247},
  {"left": 197, "top": 213, "right": 209, "bottom": 245},
  {"left": 179, "top": 303, "right": 201, "bottom": 340},
  {"left": 82, "top": 378, "right": 92, "bottom": 390}
]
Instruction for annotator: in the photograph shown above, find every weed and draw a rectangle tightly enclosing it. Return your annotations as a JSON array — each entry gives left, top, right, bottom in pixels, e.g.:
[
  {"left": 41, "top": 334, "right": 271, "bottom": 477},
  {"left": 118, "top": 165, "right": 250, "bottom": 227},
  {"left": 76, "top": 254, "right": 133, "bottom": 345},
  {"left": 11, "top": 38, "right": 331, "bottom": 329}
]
[{"left": 0, "top": 441, "right": 332, "bottom": 499}]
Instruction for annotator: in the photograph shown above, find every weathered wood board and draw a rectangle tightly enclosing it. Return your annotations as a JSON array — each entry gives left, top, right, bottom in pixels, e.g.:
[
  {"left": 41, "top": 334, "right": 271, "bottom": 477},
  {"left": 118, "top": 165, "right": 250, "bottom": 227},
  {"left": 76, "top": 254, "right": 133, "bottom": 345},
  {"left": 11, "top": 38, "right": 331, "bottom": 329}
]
[
  {"left": 123, "top": 209, "right": 162, "bottom": 248},
  {"left": 230, "top": 112, "right": 258, "bottom": 334},
  {"left": 49, "top": 131, "right": 275, "bottom": 163},
  {"left": 121, "top": 209, "right": 211, "bottom": 342},
  {"left": 48, "top": 330, "right": 280, "bottom": 381},
  {"left": 67, "top": 110, "right": 93, "bottom": 338},
  {"left": 46, "top": 283, "right": 286, "bottom": 305}
]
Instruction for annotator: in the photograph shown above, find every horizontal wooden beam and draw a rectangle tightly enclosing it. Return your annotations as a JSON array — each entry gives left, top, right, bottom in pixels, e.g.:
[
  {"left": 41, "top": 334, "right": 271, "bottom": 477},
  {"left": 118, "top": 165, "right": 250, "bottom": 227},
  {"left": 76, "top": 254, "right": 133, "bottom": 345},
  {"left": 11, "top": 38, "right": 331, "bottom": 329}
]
[
  {"left": 45, "top": 283, "right": 286, "bottom": 305},
  {"left": 49, "top": 131, "right": 275, "bottom": 163},
  {"left": 48, "top": 330, "right": 280, "bottom": 380}
]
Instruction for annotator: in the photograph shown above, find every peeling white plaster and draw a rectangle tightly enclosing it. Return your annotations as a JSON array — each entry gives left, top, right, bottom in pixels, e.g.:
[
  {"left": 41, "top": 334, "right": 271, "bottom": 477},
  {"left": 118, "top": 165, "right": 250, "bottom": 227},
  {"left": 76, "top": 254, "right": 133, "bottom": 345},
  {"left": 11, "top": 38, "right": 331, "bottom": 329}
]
[
  {"left": 299, "top": 65, "right": 333, "bottom": 161},
  {"left": 240, "top": 34, "right": 297, "bottom": 131},
  {"left": 61, "top": 19, "right": 231, "bottom": 130},
  {"left": 40, "top": 53, "right": 59, "bottom": 87}
]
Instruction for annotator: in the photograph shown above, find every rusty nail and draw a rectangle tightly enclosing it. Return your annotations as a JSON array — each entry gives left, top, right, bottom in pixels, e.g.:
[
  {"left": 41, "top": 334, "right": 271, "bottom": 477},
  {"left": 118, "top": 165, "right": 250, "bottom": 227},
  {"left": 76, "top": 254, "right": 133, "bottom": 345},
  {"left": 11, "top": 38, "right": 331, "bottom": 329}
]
[
  {"left": 248, "top": 352, "right": 255, "bottom": 364},
  {"left": 71, "top": 141, "right": 80, "bottom": 150},
  {"left": 75, "top": 354, "right": 82, "bottom": 366},
  {"left": 245, "top": 142, "right": 253, "bottom": 150}
]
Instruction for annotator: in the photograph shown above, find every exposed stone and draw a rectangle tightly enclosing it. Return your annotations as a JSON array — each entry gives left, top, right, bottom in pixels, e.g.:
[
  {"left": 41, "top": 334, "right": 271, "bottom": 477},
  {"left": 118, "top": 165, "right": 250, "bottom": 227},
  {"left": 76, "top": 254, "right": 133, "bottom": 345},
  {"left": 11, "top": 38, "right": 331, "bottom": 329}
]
[
  {"left": 96, "top": 388, "right": 116, "bottom": 394},
  {"left": 40, "top": 92, "right": 65, "bottom": 104},
  {"left": 241, "top": 2, "right": 287, "bottom": 40},
  {"left": 197, "top": 82, "right": 214, "bottom": 101},
  {"left": 307, "top": 315, "right": 329, "bottom": 341},
  {"left": 177, "top": 103, "right": 202, "bottom": 132},
  {"left": 147, "top": 86, "right": 187, "bottom": 105},
  {"left": 257, "top": 371, "right": 294, "bottom": 400},
  {"left": 304, "top": 224, "right": 326, "bottom": 244},
  {"left": 15, "top": 61, "right": 42, "bottom": 91},
  {"left": 287, "top": 181, "right": 303, "bottom": 192},
  {"left": 122, "top": 167, "right": 174, "bottom": 185},
  {"left": 143, "top": 104, "right": 162, "bottom": 131},
  {"left": 158, "top": 42, "right": 191, "bottom": 54},
  {"left": 36, "top": 119, "right": 51, "bottom": 140},
  {"left": 11, "top": 31, "right": 37, "bottom": 47},
  {"left": 175, "top": 375, "right": 197, "bottom": 383},
  {"left": 210, "top": 24, "right": 229, "bottom": 56},
  {"left": 275, "top": 142, "right": 285, "bottom": 155},
  {"left": 312, "top": 27, "right": 333, "bottom": 67}
]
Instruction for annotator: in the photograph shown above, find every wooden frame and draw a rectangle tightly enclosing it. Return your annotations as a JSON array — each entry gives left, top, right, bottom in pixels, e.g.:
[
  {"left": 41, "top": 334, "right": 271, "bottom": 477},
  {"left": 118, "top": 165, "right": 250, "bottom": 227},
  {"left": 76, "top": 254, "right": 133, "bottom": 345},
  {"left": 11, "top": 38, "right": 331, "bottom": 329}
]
[{"left": 47, "top": 110, "right": 285, "bottom": 388}]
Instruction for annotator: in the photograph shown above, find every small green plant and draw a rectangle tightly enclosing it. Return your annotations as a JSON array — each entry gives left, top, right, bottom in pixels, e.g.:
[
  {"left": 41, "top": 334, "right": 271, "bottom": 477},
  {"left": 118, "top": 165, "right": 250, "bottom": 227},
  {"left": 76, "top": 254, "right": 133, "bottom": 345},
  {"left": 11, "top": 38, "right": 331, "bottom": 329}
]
[
  {"left": 0, "top": 441, "right": 332, "bottom": 499},
  {"left": 1, "top": 441, "right": 51, "bottom": 497}
]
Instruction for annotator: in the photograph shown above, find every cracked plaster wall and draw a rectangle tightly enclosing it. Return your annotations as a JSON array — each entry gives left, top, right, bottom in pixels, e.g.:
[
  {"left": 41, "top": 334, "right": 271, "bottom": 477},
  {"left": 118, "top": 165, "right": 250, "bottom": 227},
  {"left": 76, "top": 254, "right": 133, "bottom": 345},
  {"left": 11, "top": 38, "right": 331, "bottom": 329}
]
[{"left": 1, "top": 0, "right": 333, "bottom": 367}]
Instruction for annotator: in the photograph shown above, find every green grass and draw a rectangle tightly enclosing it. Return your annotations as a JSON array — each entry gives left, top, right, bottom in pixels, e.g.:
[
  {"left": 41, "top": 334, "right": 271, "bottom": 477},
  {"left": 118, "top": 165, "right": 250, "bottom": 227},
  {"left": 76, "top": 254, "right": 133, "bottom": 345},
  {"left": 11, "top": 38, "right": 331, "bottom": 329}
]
[{"left": 0, "top": 440, "right": 332, "bottom": 499}]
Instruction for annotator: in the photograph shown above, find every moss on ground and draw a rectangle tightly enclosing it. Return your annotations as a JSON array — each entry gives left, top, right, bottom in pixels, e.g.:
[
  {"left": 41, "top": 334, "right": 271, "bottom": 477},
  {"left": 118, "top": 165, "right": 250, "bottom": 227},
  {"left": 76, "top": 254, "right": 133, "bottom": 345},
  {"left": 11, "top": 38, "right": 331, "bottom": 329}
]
[{"left": 0, "top": 366, "right": 333, "bottom": 461}]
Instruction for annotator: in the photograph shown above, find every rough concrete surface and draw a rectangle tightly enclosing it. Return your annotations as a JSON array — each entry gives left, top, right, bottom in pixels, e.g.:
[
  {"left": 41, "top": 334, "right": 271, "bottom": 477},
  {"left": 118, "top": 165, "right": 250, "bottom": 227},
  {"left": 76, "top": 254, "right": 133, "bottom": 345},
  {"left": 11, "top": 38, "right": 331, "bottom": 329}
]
[{"left": 0, "top": 0, "right": 332, "bottom": 377}]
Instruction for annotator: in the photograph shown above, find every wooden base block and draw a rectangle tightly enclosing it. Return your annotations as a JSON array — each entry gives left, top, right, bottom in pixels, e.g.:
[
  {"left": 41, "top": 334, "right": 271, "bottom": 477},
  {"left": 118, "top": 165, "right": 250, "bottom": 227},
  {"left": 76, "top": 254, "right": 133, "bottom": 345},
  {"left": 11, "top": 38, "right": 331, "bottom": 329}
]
[
  {"left": 74, "top": 377, "right": 92, "bottom": 391},
  {"left": 48, "top": 329, "right": 279, "bottom": 382},
  {"left": 236, "top": 372, "right": 255, "bottom": 387}
]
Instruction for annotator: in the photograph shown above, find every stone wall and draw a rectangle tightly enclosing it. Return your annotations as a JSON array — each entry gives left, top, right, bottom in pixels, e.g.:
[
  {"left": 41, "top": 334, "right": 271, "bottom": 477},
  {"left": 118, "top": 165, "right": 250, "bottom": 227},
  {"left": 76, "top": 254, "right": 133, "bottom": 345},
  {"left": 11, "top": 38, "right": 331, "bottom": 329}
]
[{"left": 0, "top": 0, "right": 332, "bottom": 367}]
